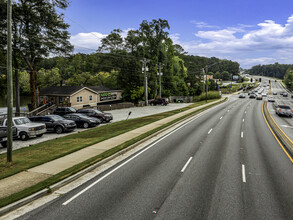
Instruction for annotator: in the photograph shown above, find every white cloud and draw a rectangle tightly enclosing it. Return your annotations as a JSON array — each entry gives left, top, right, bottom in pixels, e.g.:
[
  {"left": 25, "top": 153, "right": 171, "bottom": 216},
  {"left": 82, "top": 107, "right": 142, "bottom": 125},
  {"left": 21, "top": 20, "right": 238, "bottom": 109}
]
[
  {"left": 179, "top": 15, "right": 293, "bottom": 68},
  {"left": 70, "top": 32, "right": 107, "bottom": 51},
  {"left": 190, "top": 20, "right": 219, "bottom": 29}
]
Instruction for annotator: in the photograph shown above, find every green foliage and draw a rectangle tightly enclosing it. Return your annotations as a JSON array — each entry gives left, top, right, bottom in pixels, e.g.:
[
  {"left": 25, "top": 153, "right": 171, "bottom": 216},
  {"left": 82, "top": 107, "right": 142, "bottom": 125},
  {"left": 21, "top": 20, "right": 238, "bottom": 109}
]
[
  {"left": 19, "top": 70, "right": 30, "bottom": 95},
  {"left": 284, "top": 69, "right": 293, "bottom": 91},
  {"left": 38, "top": 68, "right": 62, "bottom": 89},
  {"left": 194, "top": 91, "right": 221, "bottom": 102},
  {"left": 248, "top": 63, "right": 292, "bottom": 79},
  {"left": 129, "top": 86, "right": 145, "bottom": 104}
]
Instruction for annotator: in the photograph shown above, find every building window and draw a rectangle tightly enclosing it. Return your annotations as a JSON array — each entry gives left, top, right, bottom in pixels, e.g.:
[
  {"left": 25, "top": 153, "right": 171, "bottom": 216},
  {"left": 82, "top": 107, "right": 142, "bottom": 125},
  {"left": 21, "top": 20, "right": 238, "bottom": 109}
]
[
  {"left": 77, "top": 96, "right": 83, "bottom": 103},
  {"left": 89, "top": 95, "right": 93, "bottom": 101}
]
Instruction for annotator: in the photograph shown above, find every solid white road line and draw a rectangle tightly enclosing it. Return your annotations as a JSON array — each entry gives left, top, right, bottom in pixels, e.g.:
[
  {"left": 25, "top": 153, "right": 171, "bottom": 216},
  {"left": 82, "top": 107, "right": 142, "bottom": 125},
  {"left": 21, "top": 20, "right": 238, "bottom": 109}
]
[
  {"left": 181, "top": 157, "right": 193, "bottom": 173},
  {"left": 242, "top": 164, "right": 246, "bottom": 183},
  {"left": 220, "top": 116, "right": 223, "bottom": 120},
  {"left": 241, "top": 132, "right": 243, "bottom": 138},
  {"left": 62, "top": 104, "right": 223, "bottom": 206},
  {"left": 208, "top": 128, "right": 213, "bottom": 134}
]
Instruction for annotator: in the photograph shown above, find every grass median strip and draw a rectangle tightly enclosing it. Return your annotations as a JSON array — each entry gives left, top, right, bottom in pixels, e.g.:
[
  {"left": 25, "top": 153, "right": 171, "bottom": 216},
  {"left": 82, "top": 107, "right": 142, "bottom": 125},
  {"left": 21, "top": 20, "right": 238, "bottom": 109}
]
[{"left": 0, "top": 98, "right": 226, "bottom": 208}]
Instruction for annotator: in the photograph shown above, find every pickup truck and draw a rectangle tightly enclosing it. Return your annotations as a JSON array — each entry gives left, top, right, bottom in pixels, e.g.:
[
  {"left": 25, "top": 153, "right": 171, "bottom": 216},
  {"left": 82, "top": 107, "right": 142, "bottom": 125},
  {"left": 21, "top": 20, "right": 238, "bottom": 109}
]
[
  {"left": 3, "top": 117, "right": 46, "bottom": 141},
  {"left": 0, "top": 126, "right": 17, "bottom": 147}
]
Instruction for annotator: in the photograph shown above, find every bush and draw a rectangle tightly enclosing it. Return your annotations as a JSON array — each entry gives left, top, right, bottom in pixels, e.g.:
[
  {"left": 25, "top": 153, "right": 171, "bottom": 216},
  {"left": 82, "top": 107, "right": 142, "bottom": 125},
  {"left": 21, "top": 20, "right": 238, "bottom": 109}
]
[{"left": 194, "top": 91, "right": 221, "bottom": 102}]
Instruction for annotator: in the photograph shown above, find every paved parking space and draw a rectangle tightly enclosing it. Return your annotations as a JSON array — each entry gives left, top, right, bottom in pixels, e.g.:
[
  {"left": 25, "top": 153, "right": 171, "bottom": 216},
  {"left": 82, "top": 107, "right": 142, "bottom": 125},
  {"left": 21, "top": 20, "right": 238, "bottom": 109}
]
[{"left": 0, "top": 103, "right": 191, "bottom": 154}]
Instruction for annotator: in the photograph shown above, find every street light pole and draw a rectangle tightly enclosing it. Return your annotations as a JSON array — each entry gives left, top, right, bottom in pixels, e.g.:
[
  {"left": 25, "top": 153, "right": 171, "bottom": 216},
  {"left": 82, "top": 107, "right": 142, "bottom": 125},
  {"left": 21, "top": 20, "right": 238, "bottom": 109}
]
[{"left": 205, "top": 66, "right": 208, "bottom": 103}]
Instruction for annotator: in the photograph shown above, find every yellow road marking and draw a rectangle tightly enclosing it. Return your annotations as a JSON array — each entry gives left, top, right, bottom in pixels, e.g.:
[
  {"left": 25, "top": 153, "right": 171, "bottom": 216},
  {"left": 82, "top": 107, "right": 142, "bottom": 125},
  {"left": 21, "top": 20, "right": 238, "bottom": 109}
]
[{"left": 262, "top": 102, "right": 293, "bottom": 163}]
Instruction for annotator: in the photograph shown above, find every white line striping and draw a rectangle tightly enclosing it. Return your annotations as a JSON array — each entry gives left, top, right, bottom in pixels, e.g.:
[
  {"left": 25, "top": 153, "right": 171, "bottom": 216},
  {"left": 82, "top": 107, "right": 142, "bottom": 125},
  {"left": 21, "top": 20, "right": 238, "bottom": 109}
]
[
  {"left": 242, "top": 164, "right": 246, "bottom": 183},
  {"left": 181, "top": 157, "right": 193, "bottom": 173},
  {"left": 62, "top": 105, "right": 219, "bottom": 206},
  {"left": 220, "top": 116, "right": 223, "bottom": 120},
  {"left": 242, "top": 118, "right": 245, "bottom": 123},
  {"left": 245, "top": 111, "right": 247, "bottom": 114},
  {"left": 241, "top": 132, "right": 244, "bottom": 138},
  {"left": 208, "top": 128, "right": 213, "bottom": 134}
]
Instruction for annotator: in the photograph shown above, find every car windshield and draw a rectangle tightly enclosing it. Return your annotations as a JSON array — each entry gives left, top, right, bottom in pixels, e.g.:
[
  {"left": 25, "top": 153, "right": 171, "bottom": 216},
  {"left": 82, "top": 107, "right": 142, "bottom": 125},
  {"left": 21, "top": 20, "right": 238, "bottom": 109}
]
[
  {"left": 14, "top": 118, "right": 31, "bottom": 125},
  {"left": 68, "top": 107, "right": 76, "bottom": 112},
  {"left": 49, "top": 115, "right": 64, "bottom": 121},
  {"left": 94, "top": 110, "right": 103, "bottom": 114}
]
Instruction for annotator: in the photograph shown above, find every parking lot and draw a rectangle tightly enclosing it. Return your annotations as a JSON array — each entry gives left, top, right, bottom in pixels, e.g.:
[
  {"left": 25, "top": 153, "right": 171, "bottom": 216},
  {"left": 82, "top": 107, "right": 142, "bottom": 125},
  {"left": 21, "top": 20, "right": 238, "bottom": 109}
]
[{"left": 0, "top": 103, "right": 192, "bottom": 154}]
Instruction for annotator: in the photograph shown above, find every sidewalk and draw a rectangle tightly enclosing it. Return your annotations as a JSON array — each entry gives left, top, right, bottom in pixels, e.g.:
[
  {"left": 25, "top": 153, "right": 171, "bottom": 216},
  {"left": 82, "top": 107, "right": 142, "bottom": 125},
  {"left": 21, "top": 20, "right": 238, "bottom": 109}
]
[{"left": 0, "top": 98, "right": 225, "bottom": 202}]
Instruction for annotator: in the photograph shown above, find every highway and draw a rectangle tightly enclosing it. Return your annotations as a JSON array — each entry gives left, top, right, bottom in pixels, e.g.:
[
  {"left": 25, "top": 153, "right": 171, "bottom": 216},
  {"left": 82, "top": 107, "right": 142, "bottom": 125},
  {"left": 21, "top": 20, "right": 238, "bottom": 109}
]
[
  {"left": 13, "top": 92, "right": 293, "bottom": 220},
  {"left": 268, "top": 79, "right": 293, "bottom": 140}
]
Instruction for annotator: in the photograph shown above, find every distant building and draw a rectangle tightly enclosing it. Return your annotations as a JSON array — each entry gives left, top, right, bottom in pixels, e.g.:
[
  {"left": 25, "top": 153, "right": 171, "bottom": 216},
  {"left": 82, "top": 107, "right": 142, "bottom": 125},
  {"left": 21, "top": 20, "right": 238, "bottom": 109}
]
[{"left": 39, "top": 86, "right": 122, "bottom": 109}]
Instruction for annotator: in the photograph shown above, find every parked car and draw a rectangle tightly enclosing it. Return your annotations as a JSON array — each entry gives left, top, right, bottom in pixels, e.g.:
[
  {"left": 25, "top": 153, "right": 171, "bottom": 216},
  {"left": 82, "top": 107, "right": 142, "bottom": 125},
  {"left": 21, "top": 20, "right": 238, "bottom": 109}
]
[
  {"left": 76, "top": 109, "right": 113, "bottom": 123},
  {"left": 0, "top": 126, "right": 17, "bottom": 148},
  {"left": 63, "top": 113, "right": 101, "bottom": 128},
  {"left": 256, "top": 95, "right": 263, "bottom": 100},
  {"left": 274, "top": 104, "right": 293, "bottom": 117},
  {"left": 150, "top": 98, "right": 169, "bottom": 106},
  {"left": 238, "top": 93, "right": 245, "bottom": 98},
  {"left": 29, "top": 115, "right": 76, "bottom": 134},
  {"left": 3, "top": 117, "right": 46, "bottom": 141},
  {"left": 53, "top": 107, "right": 77, "bottom": 116},
  {"left": 249, "top": 93, "right": 256, "bottom": 99}
]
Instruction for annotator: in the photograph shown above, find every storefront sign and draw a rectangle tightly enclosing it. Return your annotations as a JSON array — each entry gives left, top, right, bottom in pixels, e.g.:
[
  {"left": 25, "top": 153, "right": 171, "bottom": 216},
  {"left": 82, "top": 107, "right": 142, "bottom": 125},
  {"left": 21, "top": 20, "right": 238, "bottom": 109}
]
[{"left": 100, "top": 92, "right": 117, "bottom": 101}]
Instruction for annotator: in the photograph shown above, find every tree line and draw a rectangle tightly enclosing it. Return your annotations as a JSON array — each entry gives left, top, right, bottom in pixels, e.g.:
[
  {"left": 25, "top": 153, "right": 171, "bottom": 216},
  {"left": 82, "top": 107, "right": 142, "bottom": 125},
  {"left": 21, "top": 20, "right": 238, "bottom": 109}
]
[{"left": 0, "top": 0, "right": 240, "bottom": 109}]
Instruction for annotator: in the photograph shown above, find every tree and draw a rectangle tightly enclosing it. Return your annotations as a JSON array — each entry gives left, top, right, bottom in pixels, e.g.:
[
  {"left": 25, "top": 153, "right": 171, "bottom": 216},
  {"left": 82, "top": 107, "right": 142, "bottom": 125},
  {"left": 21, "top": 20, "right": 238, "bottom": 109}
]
[
  {"left": 0, "top": 0, "right": 73, "bottom": 109},
  {"left": 98, "top": 29, "right": 124, "bottom": 53}
]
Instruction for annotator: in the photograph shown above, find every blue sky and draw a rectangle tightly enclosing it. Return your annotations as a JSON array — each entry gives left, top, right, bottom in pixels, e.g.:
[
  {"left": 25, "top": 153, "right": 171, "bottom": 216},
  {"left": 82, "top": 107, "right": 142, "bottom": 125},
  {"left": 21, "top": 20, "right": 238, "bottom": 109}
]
[{"left": 64, "top": 0, "right": 293, "bottom": 68}]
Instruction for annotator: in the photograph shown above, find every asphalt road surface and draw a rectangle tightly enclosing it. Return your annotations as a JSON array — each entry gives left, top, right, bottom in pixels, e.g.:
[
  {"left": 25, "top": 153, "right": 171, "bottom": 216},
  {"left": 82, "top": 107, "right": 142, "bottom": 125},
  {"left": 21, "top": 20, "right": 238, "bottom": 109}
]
[{"left": 14, "top": 94, "right": 293, "bottom": 220}]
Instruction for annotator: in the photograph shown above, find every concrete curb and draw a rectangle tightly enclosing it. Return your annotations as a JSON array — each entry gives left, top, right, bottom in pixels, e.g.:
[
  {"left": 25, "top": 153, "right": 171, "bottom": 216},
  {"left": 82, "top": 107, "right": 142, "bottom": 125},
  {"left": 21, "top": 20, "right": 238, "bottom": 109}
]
[
  {"left": 262, "top": 101, "right": 293, "bottom": 156},
  {"left": 0, "top": 98, "right": 227, "bottom": 216}
]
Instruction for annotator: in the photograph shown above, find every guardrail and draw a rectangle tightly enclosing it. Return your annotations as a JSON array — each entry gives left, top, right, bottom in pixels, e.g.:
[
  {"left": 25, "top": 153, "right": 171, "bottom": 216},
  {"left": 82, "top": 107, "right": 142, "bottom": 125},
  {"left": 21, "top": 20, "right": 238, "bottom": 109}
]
[{"left": 262, "top": 101, "right": 293, "bottom": 157}]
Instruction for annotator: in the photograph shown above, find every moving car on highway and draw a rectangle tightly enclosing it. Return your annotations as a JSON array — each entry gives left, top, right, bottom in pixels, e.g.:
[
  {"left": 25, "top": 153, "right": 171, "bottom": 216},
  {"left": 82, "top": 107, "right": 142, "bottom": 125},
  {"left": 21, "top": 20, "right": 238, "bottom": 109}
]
[
  {"left": 249, "top": 93, "right": 256, "bottom": 99},
  {"left": 238, "top": 93, "right": 245, "bottom": 98},
  {"left": 274, "top": 104, "right": 293, "bottom": 117},
  {"left": 256, "top": 95, "right": 263, "bottom": 100}
]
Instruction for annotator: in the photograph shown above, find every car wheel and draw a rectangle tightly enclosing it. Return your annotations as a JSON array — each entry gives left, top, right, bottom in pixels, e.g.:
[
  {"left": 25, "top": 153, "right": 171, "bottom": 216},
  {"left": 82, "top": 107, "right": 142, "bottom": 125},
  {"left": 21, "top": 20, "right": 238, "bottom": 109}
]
[
  {"left": 36, "top": 134, "right": 43, "bottom": 137},
  {"left": 20, "top": 132, "right": 29, "bottom": 141},
  {"left": 55, "top": 126, "right": 63, "bottom": 134},
  {"left": 83, "top": 122, "right": 89, "bottom": 128},
  {"left": 1, "top": 142, "right": 7, "bottom": 148}
]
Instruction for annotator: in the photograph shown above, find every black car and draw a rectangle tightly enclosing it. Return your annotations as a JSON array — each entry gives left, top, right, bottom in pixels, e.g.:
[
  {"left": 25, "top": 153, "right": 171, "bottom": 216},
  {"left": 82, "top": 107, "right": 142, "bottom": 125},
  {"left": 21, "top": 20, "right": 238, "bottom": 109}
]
[
  {"left": 76, "top": 109, "right": 113, "bottom": 123},
  {"left": 53, "top": 107, "right": 77, "bottom": 116},
  {"left": 29, "top": 115, "right": 76, "bottom": 134},
  {"left": 63, "top": 113, "right": 101, "bottom": 128},
  {"left": 150, "top": 98, "right": 169, "bottom": 106}
]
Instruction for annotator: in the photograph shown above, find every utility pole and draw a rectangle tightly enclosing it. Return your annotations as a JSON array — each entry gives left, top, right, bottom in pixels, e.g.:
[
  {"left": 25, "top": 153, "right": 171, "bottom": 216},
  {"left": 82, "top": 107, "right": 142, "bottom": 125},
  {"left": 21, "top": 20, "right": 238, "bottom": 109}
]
[
  {"left": 202, "top": 67, "right": 208, "bottom": 103},
  {"left": 141, "top": 58, "right": 150, "bottom": 106},
  {"left": 157, "top": 63, "right": 163, "bottom": 98},
  {"left": 205, "top": 66, "right": 208, "bottom": 103},
  {"left": 7, "top": 0, "right": 13, "bottom": 162}
]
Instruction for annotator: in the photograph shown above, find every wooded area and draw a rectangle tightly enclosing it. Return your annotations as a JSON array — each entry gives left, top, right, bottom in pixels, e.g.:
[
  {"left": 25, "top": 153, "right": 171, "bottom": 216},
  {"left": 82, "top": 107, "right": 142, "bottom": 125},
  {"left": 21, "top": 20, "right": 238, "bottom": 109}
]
[{"left": 0, "top": 0, "right": 240, "bottom": 108}]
